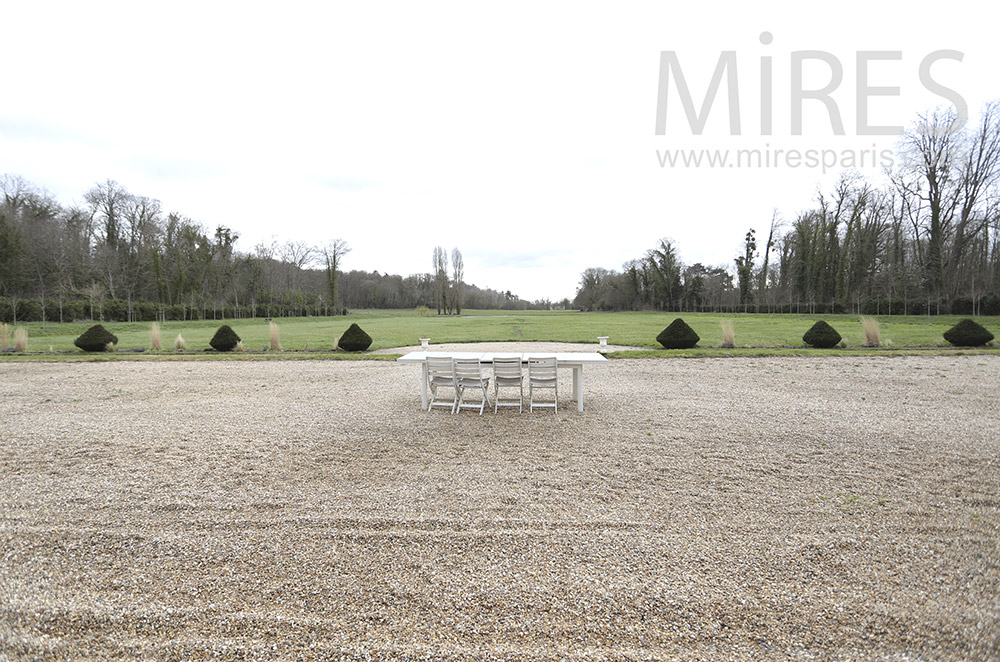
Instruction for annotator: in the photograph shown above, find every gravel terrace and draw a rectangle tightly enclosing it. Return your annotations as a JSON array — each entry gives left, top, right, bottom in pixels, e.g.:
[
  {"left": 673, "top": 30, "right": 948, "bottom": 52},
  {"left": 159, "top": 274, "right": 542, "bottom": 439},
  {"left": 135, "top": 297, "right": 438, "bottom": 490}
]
[{"left": 1, "top": 348, "right": 998, "bottom": 661}]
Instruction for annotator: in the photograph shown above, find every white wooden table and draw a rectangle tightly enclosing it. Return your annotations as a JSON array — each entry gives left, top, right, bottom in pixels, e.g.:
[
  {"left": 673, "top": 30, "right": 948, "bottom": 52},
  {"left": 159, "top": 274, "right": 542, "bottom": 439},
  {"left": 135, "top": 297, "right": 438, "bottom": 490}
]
[{"left": 396, "top": 351, "right": 608, "bottom": 412}]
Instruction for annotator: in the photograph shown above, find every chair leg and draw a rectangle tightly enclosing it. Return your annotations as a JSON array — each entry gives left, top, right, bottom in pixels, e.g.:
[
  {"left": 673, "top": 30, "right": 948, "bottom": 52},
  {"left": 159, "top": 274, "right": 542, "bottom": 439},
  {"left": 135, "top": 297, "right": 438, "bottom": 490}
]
[
  {"left": 529, "top": 383, "right": 557, "bottom": 413},
  {"left": 492, "top": 381, "right": 525, "bottom": 413},
  {"left": 429, "top": 384, "right": 459, "bottom": 413}
]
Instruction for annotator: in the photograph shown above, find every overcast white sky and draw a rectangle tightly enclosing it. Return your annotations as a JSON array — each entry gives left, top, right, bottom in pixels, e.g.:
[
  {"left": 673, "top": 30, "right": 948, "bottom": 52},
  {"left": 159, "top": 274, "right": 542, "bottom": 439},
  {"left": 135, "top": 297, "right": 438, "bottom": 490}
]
[{"left": 2, "top": 2, "right": 997, "bottom": 301}]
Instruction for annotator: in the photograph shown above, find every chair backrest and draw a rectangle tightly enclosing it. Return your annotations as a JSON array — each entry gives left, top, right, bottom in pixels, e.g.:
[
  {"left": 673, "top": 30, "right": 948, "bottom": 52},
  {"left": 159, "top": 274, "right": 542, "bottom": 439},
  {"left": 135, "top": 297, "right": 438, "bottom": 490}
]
[
  {"left": 528, "top": 356, "right": 557, "bottom": 380},
  {"left": 426, "top": 357, "right": 454, "bottom": 379},
  {"left": 493, "top": 356, "right": 523, "bottom": 378},
  {"left": 453, "top": 358, "right": 484, "bottom": 381}
]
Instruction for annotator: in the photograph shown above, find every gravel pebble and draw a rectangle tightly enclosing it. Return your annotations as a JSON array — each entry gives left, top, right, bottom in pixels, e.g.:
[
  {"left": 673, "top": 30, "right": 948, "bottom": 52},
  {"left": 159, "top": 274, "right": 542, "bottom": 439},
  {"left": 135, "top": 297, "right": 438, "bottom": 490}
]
[{"left": 1, "top": 348, "right": 998, "bottom": 660}]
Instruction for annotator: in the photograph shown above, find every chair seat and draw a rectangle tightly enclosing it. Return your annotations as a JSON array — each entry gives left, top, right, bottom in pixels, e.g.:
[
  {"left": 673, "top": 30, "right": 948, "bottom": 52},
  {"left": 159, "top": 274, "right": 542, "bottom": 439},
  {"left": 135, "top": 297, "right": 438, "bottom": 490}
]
[
  {"left": 453, "top": 358, "right": 490, "bottom": 414},
  {"left": 426, "top": 357, "right": 459, "bottom": 413},
  {"left": 457, "top": 377, "right": 489, "bottom": 387},
  {"left": 492, "top": 357, "right": 524, "bottom": 413},
  {"left": 528, "top": 356, "right": 558, "bottom": 413}
]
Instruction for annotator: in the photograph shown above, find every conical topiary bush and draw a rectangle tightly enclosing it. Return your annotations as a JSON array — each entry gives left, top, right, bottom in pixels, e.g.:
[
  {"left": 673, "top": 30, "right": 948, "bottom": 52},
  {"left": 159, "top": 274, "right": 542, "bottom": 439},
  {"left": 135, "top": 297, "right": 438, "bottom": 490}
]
[
  {"left": 338, "top": 323, "right": 373, "bottom": 352},
  {"left": 656, "top": 318, "right": 700, "bottom": 349},
  {"left": 74, "top": 324, "right": 119, "bottom": 352},
  {"left": 943, "top": 318, "right": 994, "bottom": 346},
  {"left": 209, "top": 325, "right": 241, "bottom": 352},
  {"left": 803, "top": 320, "right": 842, "bottom": 348}
]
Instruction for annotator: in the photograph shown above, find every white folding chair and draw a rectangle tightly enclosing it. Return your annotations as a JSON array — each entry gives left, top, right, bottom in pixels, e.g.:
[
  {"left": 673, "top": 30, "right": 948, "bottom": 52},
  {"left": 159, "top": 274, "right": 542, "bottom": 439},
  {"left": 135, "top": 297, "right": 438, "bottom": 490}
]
[
  {"left": 528, "top": 356, "right": 558, "bottom": 413},
  {"left": 454, "top": 357, "right": 491, "bottom": 415},
  {"left": 426, "top": 357, "right": 458, "bottom": 413},
  {"left": 492, "top": 356, "right": 524, "bottom": 413}
]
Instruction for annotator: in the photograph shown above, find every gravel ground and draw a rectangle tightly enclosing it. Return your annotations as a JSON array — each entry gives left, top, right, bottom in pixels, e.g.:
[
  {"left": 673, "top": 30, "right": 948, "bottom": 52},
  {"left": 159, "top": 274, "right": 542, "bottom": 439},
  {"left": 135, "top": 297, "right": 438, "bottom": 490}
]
[{"left": 0, "top": 348, "right": 998, "bottom": 661}]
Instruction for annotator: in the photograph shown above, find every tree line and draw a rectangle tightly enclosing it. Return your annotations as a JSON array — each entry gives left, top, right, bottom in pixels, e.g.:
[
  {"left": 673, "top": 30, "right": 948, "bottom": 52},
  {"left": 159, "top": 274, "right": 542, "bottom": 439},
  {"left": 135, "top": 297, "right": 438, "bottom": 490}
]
[
  {"left": 0, "top": 177, "right": 550, "bottom": 323},
  {"left": 575, "top": 103, "right": 1000, "bottom": 316}
]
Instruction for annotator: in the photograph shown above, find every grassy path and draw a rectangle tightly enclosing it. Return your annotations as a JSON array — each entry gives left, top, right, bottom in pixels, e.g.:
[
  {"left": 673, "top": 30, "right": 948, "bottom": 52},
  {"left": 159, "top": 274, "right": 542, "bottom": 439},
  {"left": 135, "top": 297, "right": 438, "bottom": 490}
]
[{"left": 2, "top": 309, "right": 997, "bottom": 358}]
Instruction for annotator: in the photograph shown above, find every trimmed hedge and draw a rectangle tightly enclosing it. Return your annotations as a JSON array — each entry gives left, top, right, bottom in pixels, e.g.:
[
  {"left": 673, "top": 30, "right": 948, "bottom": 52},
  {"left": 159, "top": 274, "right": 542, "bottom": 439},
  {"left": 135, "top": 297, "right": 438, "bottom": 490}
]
[
  {"left": 338, "top": 323, "right": 373, "bottom": 352},
  {"left": 943, "top": 319, "right": 994, "bottom": 346},
  {"left": 803, "top": 320, "right": 842, "bottom": 348},
  {"left": 74, "top": 324, "right": 119, "bottom": 352},
  {"left": 656, "top": 318, "right": 700, "bottom": 349},
  {"left": 209, "top": 325, "right": 241, "bottom": 352}
]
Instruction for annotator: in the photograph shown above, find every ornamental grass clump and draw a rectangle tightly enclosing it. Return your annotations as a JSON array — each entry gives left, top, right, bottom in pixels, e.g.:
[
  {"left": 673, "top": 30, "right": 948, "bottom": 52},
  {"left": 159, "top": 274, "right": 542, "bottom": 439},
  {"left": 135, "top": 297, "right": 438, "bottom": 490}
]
[
  {"left": 338, "top": 323, "right": 373, "bottom": 352},
  {"left": 74, "top": 324, "right": 118, "bottom": 352},
  {"left": 720, "top": 320, "right": 735, "bottom": 348},
  {"left": 13, "top": 327, "right": 28, "bottom": 352},
  {"left": 209, "top": 325, "right": 241, "bottom": 352},
  {"left": 269, "top": 321, "right": 282, "bottom": 351},
  {"left": 860, "top": 317, "right": 881, "bottom": 346},
  {"left": 943, "top": 319, "right": 994, "bottom": 347},
  {"left": 656, "top": 318, "right": 700, "bottom": 349},
  {"left": 803, "top": 320, "right": 842, "bottom": 348},
  {"left": 150, "top": 323, "right": 162, "bottom": 351},
  {"left": 175, "top": 333, "right": 186, "bottom": 351}
]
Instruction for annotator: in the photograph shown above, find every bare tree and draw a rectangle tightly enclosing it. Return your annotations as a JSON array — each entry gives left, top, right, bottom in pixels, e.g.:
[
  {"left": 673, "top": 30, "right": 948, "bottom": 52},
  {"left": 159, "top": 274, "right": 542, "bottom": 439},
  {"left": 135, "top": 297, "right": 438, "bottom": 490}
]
[
  {"left": 432, "top": 246, "right": 449, "bottom": 314},
  {"left": 252, "top": 239, "right": 279, "bottom": 318},
  {"left": 120, "top": 195, "right": 162, "bottom": 320},
  {"left": 84, "top": 179, "right": 133, "bottom": 299},
  {"left": 210, "top": 226, "right": 239, "bottom": 319},
  {"left": 757, "top": 209, "right": 780, "bottom": 310},
  {"left": 84, "top": 281, "right": 106, "bottom": 320},
  {"left": 84, "top": 179, "right": 130, "bottom": 248},
  {"left": 946, "top": 102, "right": 1000, "bottom": 298},
  {"left": 451, "top": 247, "right": 465, "bottom": 314},
  {"left": 895, "top": 104, "right": 1000, "bottom": 308},
  {"left": 1, "top": 174, "right": 35, "bottom": 208},
  {"left": 0, "top": 176, "right": 35, "bottom": 317},
  {"left": 280, "top": 240, "right": 315, "bottom": 294},
  {"left": 897, "top": 108, "right": 962, "bottom": 307},
  {"left": 320, "top": 239, "right": 351, "bottom": 313}
]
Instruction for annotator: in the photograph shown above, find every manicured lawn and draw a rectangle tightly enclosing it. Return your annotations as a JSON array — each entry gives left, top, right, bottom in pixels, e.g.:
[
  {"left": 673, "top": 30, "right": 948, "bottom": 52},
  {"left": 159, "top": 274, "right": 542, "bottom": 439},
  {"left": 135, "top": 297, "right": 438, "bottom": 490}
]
[{"left": 2, "top": 310, "right": 997, "bottom": 358}]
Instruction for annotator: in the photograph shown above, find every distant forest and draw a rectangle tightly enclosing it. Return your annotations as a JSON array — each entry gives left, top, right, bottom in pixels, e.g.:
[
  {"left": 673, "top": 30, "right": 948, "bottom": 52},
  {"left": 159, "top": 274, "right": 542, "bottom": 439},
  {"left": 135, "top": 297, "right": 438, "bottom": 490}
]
[
  {"left": 3, "top": 105, "right": 999, "bottom": 323},
  {"left": 0, "top": 176, "right": 562, "bottom": 324},
  {"left": 575, "top": 104, "right": 1000, "bottom": 316}
]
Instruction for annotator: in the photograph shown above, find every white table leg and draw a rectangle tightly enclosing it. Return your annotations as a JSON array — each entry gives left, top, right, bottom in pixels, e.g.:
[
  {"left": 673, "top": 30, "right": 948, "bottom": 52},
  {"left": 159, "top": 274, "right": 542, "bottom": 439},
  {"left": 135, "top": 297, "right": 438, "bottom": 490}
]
[
  {"left": 572, "top": 365, "right": 584, "bottom": 412},
  {"left": 420, "top": 362, "right": 429, "bottom": 410}
]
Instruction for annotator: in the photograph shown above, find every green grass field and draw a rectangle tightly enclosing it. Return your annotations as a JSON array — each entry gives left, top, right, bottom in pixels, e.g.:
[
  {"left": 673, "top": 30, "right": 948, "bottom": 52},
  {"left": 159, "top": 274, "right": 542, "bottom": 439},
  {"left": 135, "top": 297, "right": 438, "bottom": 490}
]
[{"left": 1, "top": 310, "right": 997, "bottom": 360}]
